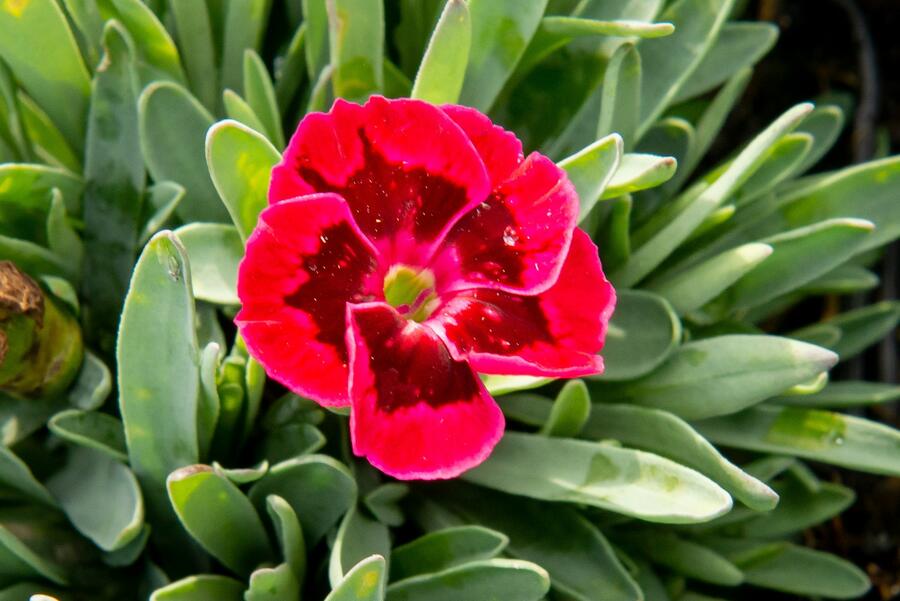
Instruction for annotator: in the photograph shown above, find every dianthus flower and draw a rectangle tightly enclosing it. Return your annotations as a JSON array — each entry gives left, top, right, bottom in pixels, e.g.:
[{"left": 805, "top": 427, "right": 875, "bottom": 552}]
[{"left": 236, "top": 96, "right": 616, "bottom": 479}]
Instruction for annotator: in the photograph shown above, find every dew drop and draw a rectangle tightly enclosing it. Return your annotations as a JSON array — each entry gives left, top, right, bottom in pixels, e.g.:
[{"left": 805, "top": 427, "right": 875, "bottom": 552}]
[{"left": 502, "top": 225, "right": 518, "bottom": 247}]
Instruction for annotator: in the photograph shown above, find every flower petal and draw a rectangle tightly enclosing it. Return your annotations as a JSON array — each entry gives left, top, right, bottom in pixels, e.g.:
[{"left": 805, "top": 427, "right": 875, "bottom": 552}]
[
  {"left": 430, "top": 229, "right": 616, "bottom": 377},
  {"left": 236, "top": 194, "right": 382, "bottom": 406},
  {"left": 431, "top": 152, "right": 579, "bottom": 295},
  {"left": 347, "top": 302, "right": 504, "bottom": 480},
  {"left": 270, "top": 96, "right": 491, "bottom": 264},
  {"left": 441, "top": 104, "right": 524, "bottom": 187}
]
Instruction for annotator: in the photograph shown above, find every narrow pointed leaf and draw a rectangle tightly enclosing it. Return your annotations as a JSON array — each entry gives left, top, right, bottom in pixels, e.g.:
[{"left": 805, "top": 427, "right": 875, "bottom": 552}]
[
  {"left": 244, "top": 50, "right": 284, "bottom": 148},
  {"left": 597, "top": 43, "right": 640, "bottom": 150},
  {"left": 386, "top": 559, "right": 549, "bottom": 601},
  {"left": 558, "top": 134, "right": 622, "bottom": 220},
  {"left": 0, "top": 0, "right": 91, "bottom": 150},
  {"left": 168, "top": 0, "right": 218, "bottom": 110},
  {"left": 411, "top": 0, "right": 471, "bottom": 104},
  {"left": 391, "top": 526, "right": 508, "bottom": 582},
  {"left": 266, "top": 495, "right": 306, "bottom": 584},
  {"left": 459, "top": 0, "right": 548, "bottom": 111},
  {"left": 464, "top": 432, "right": 732, "bottom": 523},
  {"left": 540, "top": 379, "right": 590, "bottom": 437},
  {"left": 327, "top": 0, "right": 384, "bottom": 101},
  {"left": 775, "top": 380, "right": 900, "bottom": 408},
  {"left": 695, "top": 405, "right": 900, "bottom": 476},
  {"left": 329, "top": 506, "right": 391, "bottom": 585},
  {"left": 594, "top": 335, "right": 837, "bottom": 420},
  {"left": 220, "top": 0, "right": 272, "bottom": 93},
  {"left": 206, "top": 119, "right": 281, "bottom": 241},
  {"left": 673, "top": 21, "right": 778, "bottom": 102},
  {"left": 646, "top": 243, "right": 773, "bottom": 315},
  {"left": 138, "top": 82, "right": 227, "bottom": 222}
]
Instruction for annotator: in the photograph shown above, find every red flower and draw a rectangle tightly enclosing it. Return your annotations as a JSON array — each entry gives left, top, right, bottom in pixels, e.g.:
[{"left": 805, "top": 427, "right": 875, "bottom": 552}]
[{"left": 236, "top": 96, "right": 616, "bottom": 480}]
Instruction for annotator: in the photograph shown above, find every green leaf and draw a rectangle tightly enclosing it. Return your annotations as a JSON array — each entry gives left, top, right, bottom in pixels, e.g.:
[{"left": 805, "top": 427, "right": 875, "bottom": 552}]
[
  {"left": 387, "top": 559, "right": 549, "bottom": 601},
  {"left": 167, "top": 465, "right": 274, "bottom": 576},
  {"left": 736, "top": 477, "right": 854, "bottom": 538},
  {"left": 223, "top": 89, "right": 269, "bottom": 136},
  {"left": 363, "top": 483, "right": 408, "bottom": 528},
  {"left": 118, "top": 231, "right": 200, "bottom": 518},
  {"left": 249, "top": 455, "right": 357, "bottom": 545},
  {"left": 325, "top": 555, "right": 386, "bottom": 601},
  {"left": 259, "top": 422, "right": 326, "bottom": 464},
  {"left": 97, "top": 0, "right": 187, "bottom": 85},
  {"left": 637, "top": 0, "right": 735, "bottom": 138},
  {"left": 245, "top": 563, "right": 300, "bottom": 600},
  {"left": 583, "top": 404, "right": 777, "bottom": 511},
  {"left": 694, "top": 405, "right": 900, "bottom": 476},
  {"left": 150, "top": 575, "right": 244, "bottom": 601},
  {"left": 430, "top": 487, "right": 642, "bottom": 601},
  {"left": 801, "top": 264, "right": 879, "bottom": 294},
  {"left": 46, "top": 189, "right": 83, "bottom": 278},
  {"left": 302, "top": 0, "right": 329, "bottom": 81},
  {"left": 266, "top": 495, "right": 306, "bottom": 584},
  {"left": 329, "top": 506, "right": 391, "bottom": 586},
  {"left": 776, "top": 155, "right": 900, "bottom": 255},
  {"left": 705, "top": 539, "right": 870, "bottom": 599},
  {"left": 46, "top": 447, "right": 143, "bottom": 552},
  {"left": 0, "top": 234, "right": 71, "bottom": 279},
  {"left": 724, "top": 219, "right": 874, "bottom": 311},
  {"left": 558, "top": 134, "right": 623, "bottom": 221},
  {"left": 82, "top": 20, "right": 145, "bottom": 352},
  {"left": 733, "top": 133, "right": 812, "bottom": 206},
  {"left": 139, "top": 181, "right": 185, "bottom": 246},
  {"left": 138, "top": 81, "right": 227, "bottom": 222},
  {"left": 464, "top": 432, "right": 732, "bottom": 523},
  {"left": 244, "top": 50, "right": 284, "bottom": 148},
  {"left": 645, "top": 243, "right": 773, "bottom": 315},
  {"left": 212, "top": 460, "right": 268, "bottom": 485},
  {"left": 0, "top": 446, "right": 55, "bottom": 506},
  {"left": 594, "top": 335, "right": 837, "bottom": 420},
  {"left": 168, "top": 0, "right": 218, "bottom": 111},
  {"left": 411, "top": 0, "right": 471, "bottom": 104},
  {"left": 620, "top": 531, "right": 742, "bottom": 586},
  {"left": 48, "top": 409, "right": 127, "bottom": 461},
  {"left": 16, "top": 91, "right": 81, "bottom": 171},
  {"left": 673, "top": 21, "right": 778, "bottom": 102},
  {"left": 0, "top": 0, "right": 91, "bottom": 151},
  {"left": 597, "top": 43, "right": 641, "bottom": 150},
  {"left": 391, "top": 526, "right": 508, "bottom": 582},
  {"left": 274, "top": 23, "right": 307, "bottom": 113},
  {"left": 328, "top": 0, "right": 384, "bottom": 101},
  {"left": 822, "top": 301, "right": 900, "bottom": 361},
  {"left": 0, "top": 524, "right": 67, "bottom": 585},
  {"left": 596, "top": 195, "right": 632, "bottom": 269},
  {"left": 793, "top": 104, "right": 844, "bottom": 174},
  {"left": 593, "top": 289, "right": 682, "bottom": 381},
  {"left": 220, "top": 0, "right": 272, "bottom": 94},
  {"left": 0, "top": 163, "right": 83, "bottom": 241},
  {"left": 616, "top": 102, "right": 813, "bottom": 287},
  {"left": 775, "top": 380, "right": 900, "bottom": 408},
  {"left": 539, "top": 379, "right": 590, "bottom": 437},
  {"left": 481, "top": 374, "right": 552, "bottom": 396},
  {"left": 459, "top": 0, "right": 548, "bottom": 111},
  {"left": 174, "top": 223, "right": 241, "bottom": 305},
  {"left": 67, "top": 350, "right": 112, "bottom": 411},
  {"left": 602, "top": 153, "right": 677, "bottom": 199},
  {"left": 206, "top": 119, "right": 282, "bottom": 241}
]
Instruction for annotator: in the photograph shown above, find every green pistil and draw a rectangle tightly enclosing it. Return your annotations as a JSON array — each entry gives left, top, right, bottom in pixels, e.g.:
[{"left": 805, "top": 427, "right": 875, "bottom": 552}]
[{"left": 383, "top": 264, "right": 437, "bottom": 322}]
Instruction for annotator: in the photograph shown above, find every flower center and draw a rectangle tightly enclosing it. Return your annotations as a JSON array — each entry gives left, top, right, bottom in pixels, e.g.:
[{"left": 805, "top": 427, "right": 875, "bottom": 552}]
[{"left": 383, "top": 264, "right": 437, "bottom": 322}]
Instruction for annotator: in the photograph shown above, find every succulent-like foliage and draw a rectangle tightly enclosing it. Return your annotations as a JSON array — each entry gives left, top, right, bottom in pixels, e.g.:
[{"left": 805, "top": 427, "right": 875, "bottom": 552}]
[{"left": 0, "top": 0, "right": 896, "bottom": 600}]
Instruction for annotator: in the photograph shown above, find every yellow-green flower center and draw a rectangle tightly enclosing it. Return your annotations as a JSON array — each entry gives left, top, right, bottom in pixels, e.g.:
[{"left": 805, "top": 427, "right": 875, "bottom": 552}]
[{"left": 383, "top": 264, "right": 437, "bottom": 322}]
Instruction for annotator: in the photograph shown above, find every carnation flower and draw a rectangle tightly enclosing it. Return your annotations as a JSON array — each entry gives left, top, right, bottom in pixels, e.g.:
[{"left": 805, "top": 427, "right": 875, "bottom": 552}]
[{"left": 236, "top": 96, "right": 615, "bottom": 479}]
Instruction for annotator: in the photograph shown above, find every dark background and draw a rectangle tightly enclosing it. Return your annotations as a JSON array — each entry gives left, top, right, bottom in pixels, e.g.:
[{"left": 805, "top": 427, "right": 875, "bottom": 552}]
[{"left": 723, "top": 2, "right": 899, "bottom": 599}]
